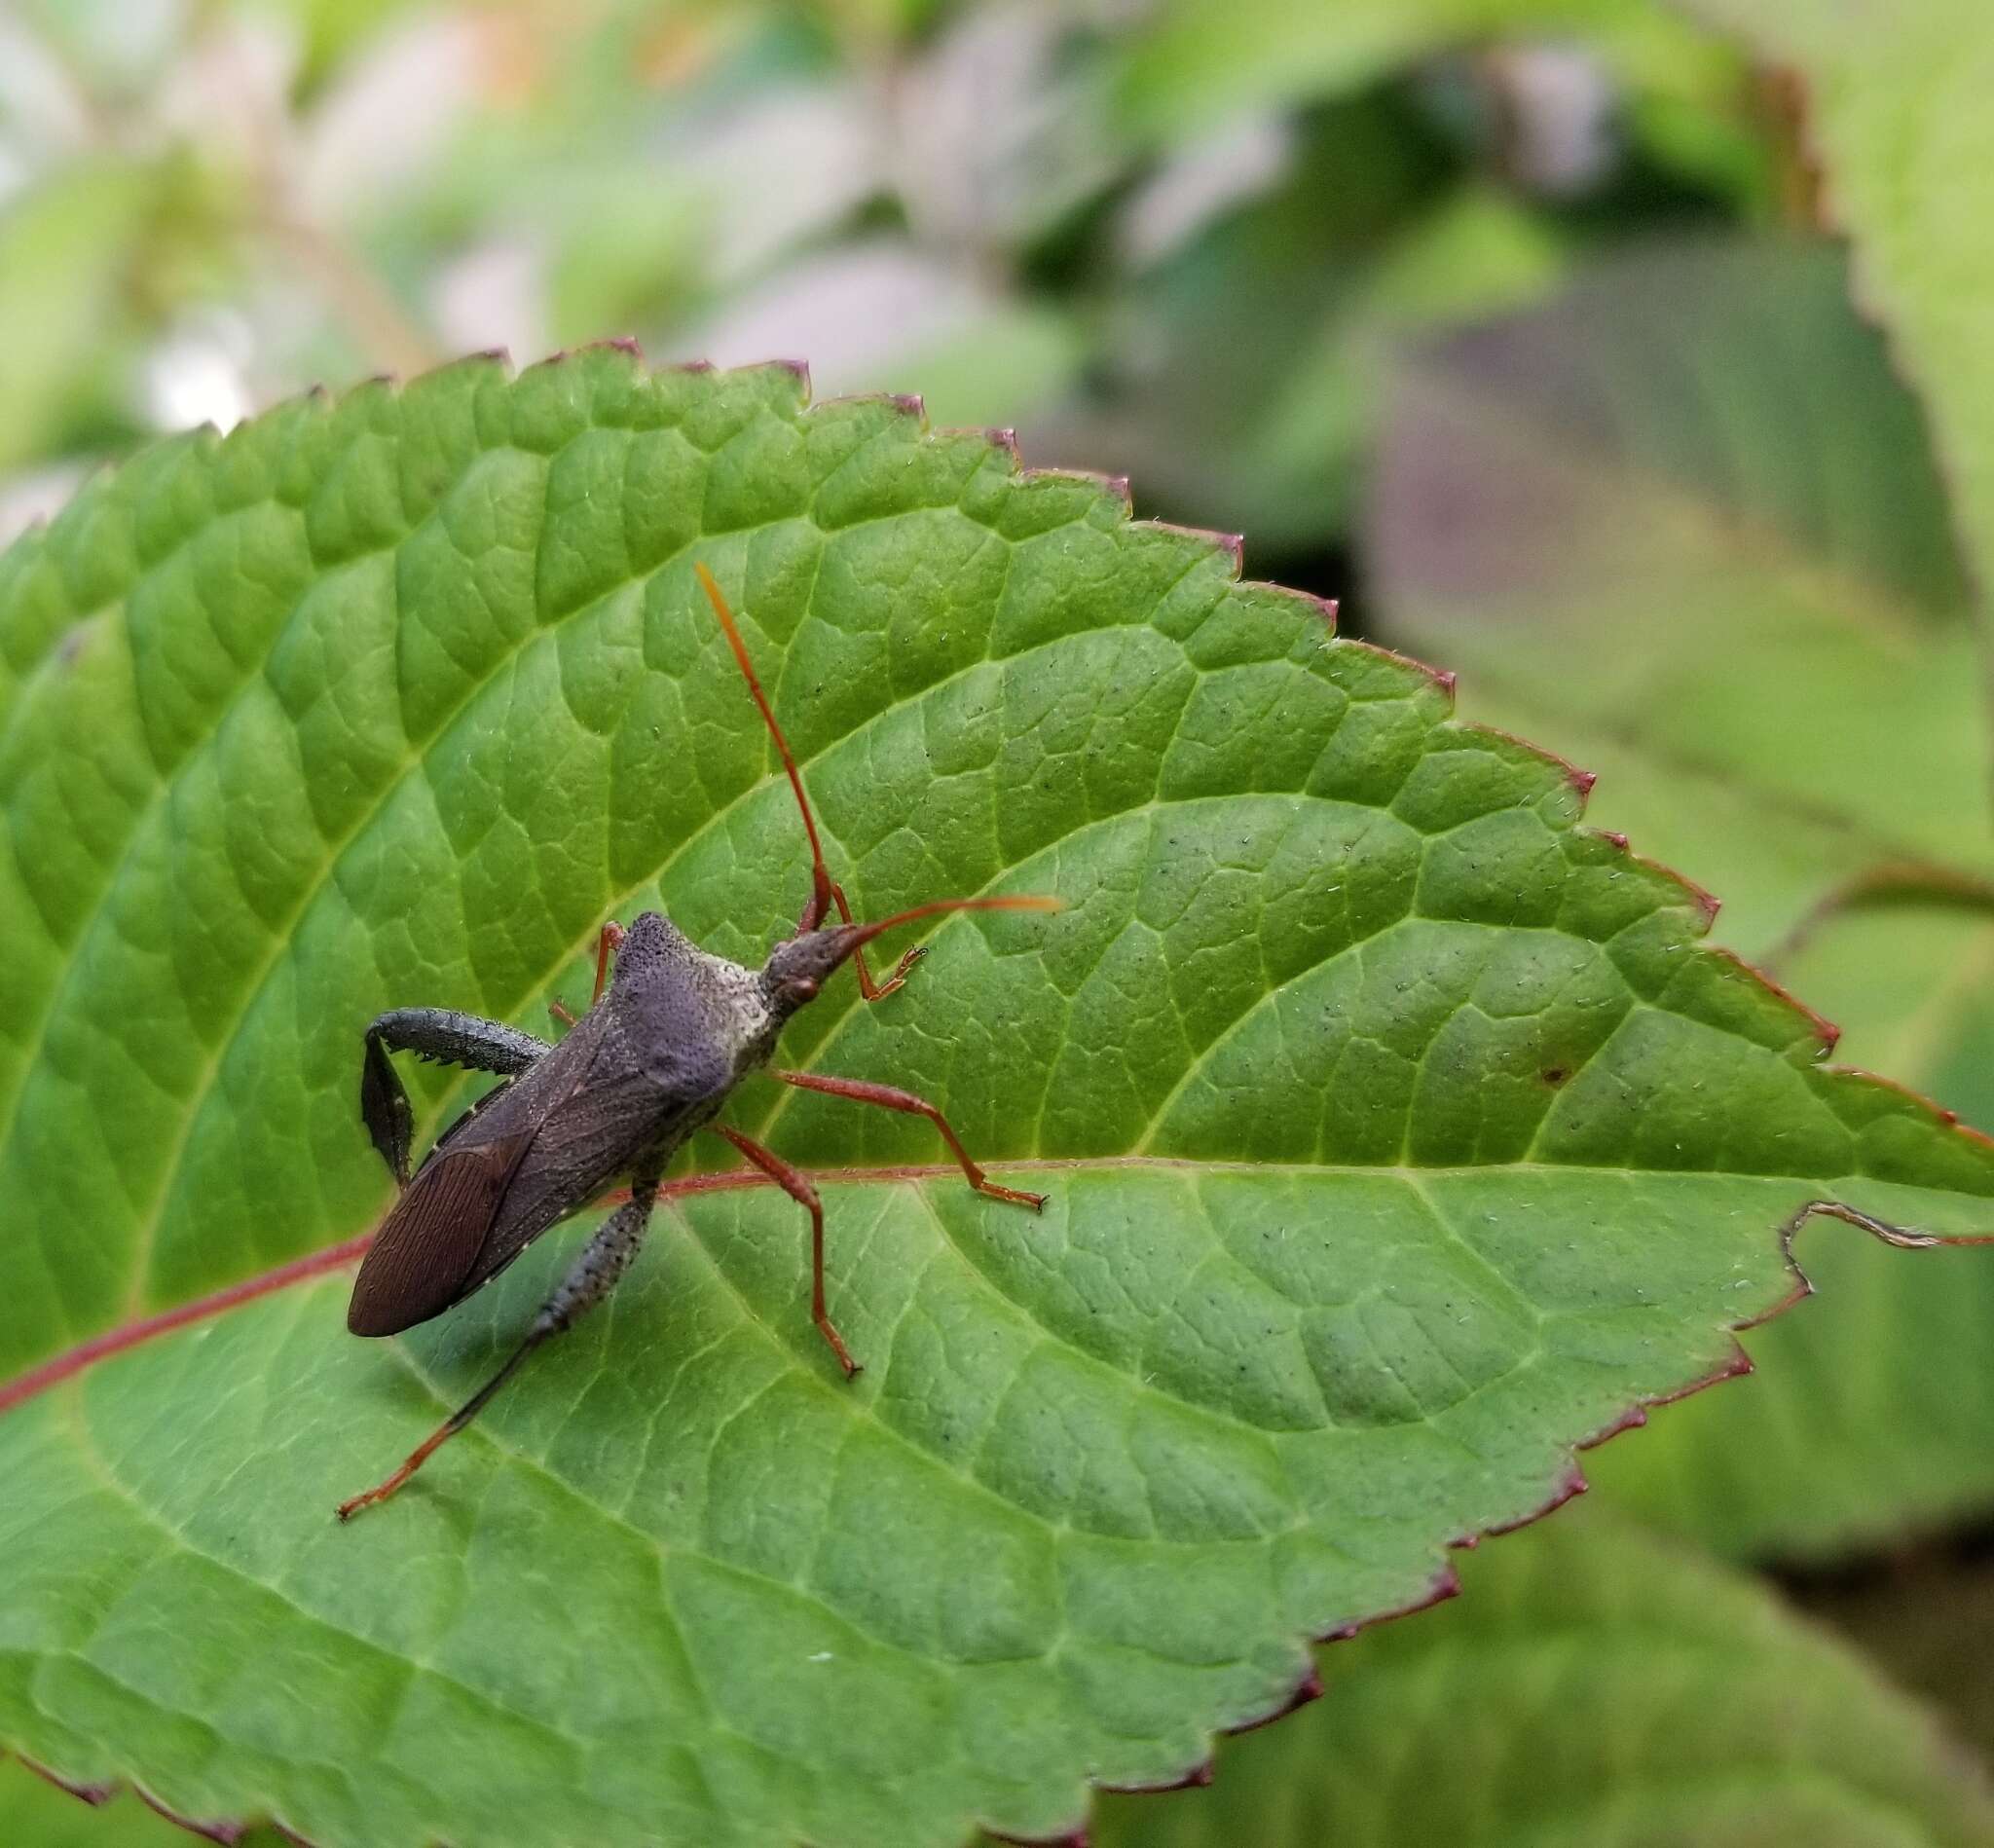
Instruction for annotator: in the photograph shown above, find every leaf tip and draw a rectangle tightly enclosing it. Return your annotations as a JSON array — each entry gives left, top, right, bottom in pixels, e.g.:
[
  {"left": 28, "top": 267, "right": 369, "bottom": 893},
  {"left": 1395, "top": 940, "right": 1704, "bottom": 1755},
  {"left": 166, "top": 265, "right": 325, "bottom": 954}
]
[
  {"left": 1672, "top": 1345, "right": 1759, "bottom": 1405},
  {"left": 1680, "top": 872, "right": 1722, "bottom": 931},
  {"left": 1321, "top": 1561, "right": 1462, "bottom": 1645},
  {"left": 134, "top": 1785, "right": 246, "bottom": 1844},
  {"left": 1588, "top": 1403, "right": 1651, "bottom": 1446},
  {"left": 1348, "top": 639, "right": 1457, "bottom": 709},
  {"left": 1100, "top": 1758, "right": 1215, "bottom": 1796},
  {"left": 1473, "top": 1462, "right": 1590, "bottom": 1545},
  {"left": 18, "top": 1755, "right": 115, "bottom": 1806},
  {"left": 1226, "top": 1663, "right": 1325, "bottom": 1736}
]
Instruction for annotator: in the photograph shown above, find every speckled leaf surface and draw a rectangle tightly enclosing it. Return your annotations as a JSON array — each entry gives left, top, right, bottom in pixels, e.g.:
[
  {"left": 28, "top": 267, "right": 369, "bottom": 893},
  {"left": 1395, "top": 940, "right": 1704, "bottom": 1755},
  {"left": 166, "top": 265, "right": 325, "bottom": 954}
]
[
  {"left": 1367, "top": 239, "right": 1994, "bottom": 1558},
  {"left": 1089, "top": 1509, "right": 1994, "bottom": 1847},
  {"left": 3, "top": 351, "right": 1993, "bottom": 1848}
]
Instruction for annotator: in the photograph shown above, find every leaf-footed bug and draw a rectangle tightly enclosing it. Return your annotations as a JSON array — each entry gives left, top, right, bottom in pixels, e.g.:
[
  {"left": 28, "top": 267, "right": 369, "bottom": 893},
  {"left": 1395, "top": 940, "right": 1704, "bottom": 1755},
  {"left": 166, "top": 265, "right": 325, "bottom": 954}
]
[{"left": 335, "top": 563, "right": 1056, "bottom": 1521}]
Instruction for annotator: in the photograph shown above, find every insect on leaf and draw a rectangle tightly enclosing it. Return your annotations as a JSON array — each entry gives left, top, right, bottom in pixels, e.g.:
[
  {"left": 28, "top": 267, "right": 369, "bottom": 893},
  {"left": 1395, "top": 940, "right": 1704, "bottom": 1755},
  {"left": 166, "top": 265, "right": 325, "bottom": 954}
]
[{"left": 1, "top": 350, "right": 1991, "bottom": 1848}]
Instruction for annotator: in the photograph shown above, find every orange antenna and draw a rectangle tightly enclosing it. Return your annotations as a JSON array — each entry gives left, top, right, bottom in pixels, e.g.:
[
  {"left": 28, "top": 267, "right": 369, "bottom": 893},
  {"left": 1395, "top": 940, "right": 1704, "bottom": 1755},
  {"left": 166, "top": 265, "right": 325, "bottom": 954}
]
[
  {"left": 832, "top": 895, "right": 1062, "bottom": 958},
  {"left": 695, "top": 562, "right": 833, "bottom": 931}
]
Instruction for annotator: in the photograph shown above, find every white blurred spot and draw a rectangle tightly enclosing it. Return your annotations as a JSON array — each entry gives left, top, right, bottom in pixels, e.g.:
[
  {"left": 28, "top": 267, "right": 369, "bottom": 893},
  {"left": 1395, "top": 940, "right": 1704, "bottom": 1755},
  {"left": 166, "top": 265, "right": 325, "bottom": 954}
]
[
  {"left": 141, "top": 309, "right": 257, "bottom": 433},
  {"left": 894, "top": 4, "right": 1118, "bottom": 247},
  {"left": 0, "top": 16, "right": 104, "bottom": 160},
  {"left": 683, "top": 240, "right": 981, "bottom": 390},
  {"left": 1484, "top": 44, "right": 1618, "bottom": 197},
  {"left": 432, "top": 236, "right": 547, "bottom": 366},
  {"left": 0, "top": 462, "right": 91, "bottom": 550},
  {"left": 296, "top": 14, "right": 485, "bottom": 223},
  {"left": 678, "top": 87, "right": 881, "bottom": 285},
  {"left": 154, "top": 14, "right": 299, "bottom": 170}
]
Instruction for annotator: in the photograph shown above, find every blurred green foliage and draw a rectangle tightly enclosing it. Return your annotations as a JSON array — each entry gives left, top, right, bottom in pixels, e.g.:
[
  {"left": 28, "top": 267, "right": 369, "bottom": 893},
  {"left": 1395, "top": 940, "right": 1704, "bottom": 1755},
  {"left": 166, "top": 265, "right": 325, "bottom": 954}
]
[
  {"left": 4, "top": 0, "right": 1994, "bottom": 1841},
  {"left": 0, "top": 0, "right": 1784, "bottom": 565}
]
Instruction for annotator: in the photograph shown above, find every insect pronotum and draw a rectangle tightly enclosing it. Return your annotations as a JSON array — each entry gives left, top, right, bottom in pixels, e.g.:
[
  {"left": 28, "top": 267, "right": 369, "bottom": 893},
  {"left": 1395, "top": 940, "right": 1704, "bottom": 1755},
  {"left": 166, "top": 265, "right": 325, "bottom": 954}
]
[{"left": 335, "top": 563, "right": 1057, "bottom": 1520}]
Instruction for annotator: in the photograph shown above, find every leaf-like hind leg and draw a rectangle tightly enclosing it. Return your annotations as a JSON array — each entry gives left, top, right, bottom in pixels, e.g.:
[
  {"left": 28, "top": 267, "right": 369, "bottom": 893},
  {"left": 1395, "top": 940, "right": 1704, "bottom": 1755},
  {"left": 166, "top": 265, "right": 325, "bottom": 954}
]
[
  {"left": 772, "top": 1070, "right": 1047, "bottom": 1210},
  {"left": 360, "top": 1008, "right": 552, "bottom": 1188},
  {"left": 335, "top": 1173, "right": 660, "bottom": 1522},
  {"left": 712, "top": 1126, "right": 860, "bottom": 1377}
]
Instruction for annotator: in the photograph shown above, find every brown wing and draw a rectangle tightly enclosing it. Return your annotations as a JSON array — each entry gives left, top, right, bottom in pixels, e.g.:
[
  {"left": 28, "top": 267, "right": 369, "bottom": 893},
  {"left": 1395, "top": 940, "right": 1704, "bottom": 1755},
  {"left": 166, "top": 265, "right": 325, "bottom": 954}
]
[{"left": 347, "top": 1130, "right": 536, "bottom": 1336}]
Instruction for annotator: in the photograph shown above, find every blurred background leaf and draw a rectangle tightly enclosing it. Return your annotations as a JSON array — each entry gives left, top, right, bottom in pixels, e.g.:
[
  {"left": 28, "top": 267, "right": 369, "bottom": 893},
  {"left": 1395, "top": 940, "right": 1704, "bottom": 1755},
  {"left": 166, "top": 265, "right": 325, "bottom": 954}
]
[
  {"left": 1678, "top": 0, "right": 1994, "bottom": 642},
  {"left": 1367, "top": 237, "right": 1980, "bottom": 950}
]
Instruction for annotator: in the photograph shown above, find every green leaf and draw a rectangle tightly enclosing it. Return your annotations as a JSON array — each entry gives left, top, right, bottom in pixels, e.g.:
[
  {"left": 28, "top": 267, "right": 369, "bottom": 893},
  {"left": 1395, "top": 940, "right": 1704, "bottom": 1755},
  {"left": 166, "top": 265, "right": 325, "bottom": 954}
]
[
  {"left": 1678, "top": 0, "right": 1994, "bottom": 647},
  {"left": 1089, "top": 1508, "right": 1994, "bottom": 1846},
  {"left": 1366, "top": 239, "right": 1994, "bottom": 1557},
  {"left": 4, "top": 350, "right": 1993, "bottom": 1846}
]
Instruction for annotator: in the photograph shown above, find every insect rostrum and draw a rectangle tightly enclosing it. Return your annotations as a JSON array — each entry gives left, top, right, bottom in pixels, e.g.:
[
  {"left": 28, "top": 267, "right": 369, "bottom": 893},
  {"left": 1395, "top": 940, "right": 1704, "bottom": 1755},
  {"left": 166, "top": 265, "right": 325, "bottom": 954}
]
[{"left": 335, "top": 563, "right": 1058, "bottom": 1521}]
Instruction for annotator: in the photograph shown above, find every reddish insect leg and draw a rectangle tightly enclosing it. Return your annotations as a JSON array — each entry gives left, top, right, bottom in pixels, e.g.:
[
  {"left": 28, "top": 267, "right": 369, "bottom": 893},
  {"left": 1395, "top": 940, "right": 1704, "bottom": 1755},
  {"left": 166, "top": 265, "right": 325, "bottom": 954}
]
[
  {"left": 591, "top": 920, "right": 626, "bottom": 1004},
  {"left": 549, "top": 920, "right": 627, "bottom": 1031},
  {"left": 828, "top": 880, "right": 924, "bottom": 1001},
  {"left": 712, "top": 1125, "right": 859, "bottom": 1378},
  {"left": 773, "top": 1071, "right": 1046, "bottom": 1210}
]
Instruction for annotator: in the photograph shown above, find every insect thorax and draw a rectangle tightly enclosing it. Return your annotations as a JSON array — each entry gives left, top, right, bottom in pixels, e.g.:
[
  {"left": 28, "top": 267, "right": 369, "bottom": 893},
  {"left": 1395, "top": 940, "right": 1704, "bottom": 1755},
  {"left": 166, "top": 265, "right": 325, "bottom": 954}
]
[{"left": 612, "top": 910, "right": 783, "bottom": 1086}]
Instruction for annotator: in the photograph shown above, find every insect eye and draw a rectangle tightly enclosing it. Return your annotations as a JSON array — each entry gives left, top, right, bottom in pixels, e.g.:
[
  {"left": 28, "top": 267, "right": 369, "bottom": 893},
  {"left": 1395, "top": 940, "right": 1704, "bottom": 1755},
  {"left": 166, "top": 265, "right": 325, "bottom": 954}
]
[{"left": 790, "top": 977, "right": 820, "bottom": 1002}]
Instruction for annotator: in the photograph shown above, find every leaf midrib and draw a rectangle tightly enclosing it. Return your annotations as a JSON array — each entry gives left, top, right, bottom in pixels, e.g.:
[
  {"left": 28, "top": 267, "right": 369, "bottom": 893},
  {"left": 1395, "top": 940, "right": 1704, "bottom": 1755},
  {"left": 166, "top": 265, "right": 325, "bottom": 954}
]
[{"left": 3, "top": 1152, "right": 1929, "bottom": 1429}]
